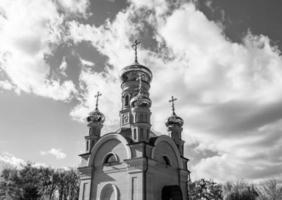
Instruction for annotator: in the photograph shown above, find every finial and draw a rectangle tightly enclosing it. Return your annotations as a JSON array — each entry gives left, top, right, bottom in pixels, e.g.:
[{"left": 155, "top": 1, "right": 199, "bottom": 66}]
[
  {"left": 94, "top": 91, "right": 102, "bottom": 111},
  {"left": 132, "top": 40, "right": 141, "bottom": 64},
  {"left": 136, "top": 73, "right": 145, "bottom": 94},
  {"left": 169, "top": 96, "right": 177, "bottom": 115}
]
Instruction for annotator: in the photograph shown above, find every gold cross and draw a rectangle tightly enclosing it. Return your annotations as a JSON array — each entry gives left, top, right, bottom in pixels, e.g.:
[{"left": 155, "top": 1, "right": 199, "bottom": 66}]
[
  {"left": 132, "top": 40, "right": 141, "bottom": 63},
  {"left": 169, "top": 96, "right": 177, "bottom": 115},
  {"left": 94, "top": 91, "right": 102, "bottom": 110}
]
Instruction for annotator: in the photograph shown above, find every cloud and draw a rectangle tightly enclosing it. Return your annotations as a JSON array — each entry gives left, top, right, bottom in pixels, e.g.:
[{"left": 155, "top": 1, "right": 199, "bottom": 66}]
[
  {"left": 0, "top": 80, "right": 14, "bottom": 91},
  {"left": 40, "top": 148, "right": 67, "bottom": 159},
  {"left": 56, "top": 0, "right": 90, "bottom": 17},
  {"left": 0, "top": 152, "right": 50, "bottom": 173},
  {"left": 0, "top": 0, "right": 85, "bottom": 101},
  {"left": 0, "top": 152, "right": 25, "bottom": 169}
]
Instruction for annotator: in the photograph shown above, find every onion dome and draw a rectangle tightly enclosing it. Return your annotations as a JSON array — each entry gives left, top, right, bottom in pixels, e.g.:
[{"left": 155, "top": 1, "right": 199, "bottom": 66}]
[
  {"left": 120, "top": 63, "right": 152, "bottom": 84},
  {"left": 120, "top": 40, "right": 152, "bottom": 83},
  {"left": 165, "top": 96, "right": 184, "bottom": 127},
  {"left": 86, "top": 91, "right": 105, "bottom": 125},
  {"left": 166, "top": 113, "right": 184, "bottom": 127},
  {"left": 86, "top": 109, "right": 105, "bottom": 124},
  {"left": 130, "top": 73, "right": 152, "bottom": 108}
]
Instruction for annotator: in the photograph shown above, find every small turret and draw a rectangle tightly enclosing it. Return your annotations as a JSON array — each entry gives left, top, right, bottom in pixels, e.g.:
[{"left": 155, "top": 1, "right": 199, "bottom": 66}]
[
  {"left": 85, "top": 91, "right": 105, "bottom": 152},
  {"left": 166, "top": 96, "right": 184, "bottom": 155}
]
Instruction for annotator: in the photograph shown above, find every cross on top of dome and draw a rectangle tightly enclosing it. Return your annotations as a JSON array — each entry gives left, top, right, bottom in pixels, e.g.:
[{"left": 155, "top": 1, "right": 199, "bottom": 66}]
[
  {"left": 95, "top": 91, "right": 102, "bottom": 111},
  {"left": 169, "top": 96, "right": 177, "bottom": 115},
  {"left": 132, "top": 40, "right": 141, "bottom": 64}
]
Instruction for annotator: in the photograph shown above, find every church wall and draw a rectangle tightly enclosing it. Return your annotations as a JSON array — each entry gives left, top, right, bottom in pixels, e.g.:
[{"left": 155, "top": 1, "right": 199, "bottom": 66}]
[
  {"left": 146, "top": 165, "right": 179, "bottom": 200},
  {"left": 90, "top": 167, "right": 145, "bottom": 200},
  {"left": 92, "top": 168, "right": 131, "bottom": 200},
  {"left": 153, "top": 141, "right": 179, "bottom": 168}
]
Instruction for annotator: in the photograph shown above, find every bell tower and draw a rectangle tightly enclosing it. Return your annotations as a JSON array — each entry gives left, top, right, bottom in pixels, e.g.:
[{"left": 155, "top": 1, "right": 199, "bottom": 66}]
[{"left": 119, "top": 40, "right": 152, "bottom": 142}]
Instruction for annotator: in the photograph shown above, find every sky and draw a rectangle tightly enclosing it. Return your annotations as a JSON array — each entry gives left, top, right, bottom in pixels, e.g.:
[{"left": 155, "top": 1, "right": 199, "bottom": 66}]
[{"left": 0, "top": 0, "right": 282, "bottom": 183}]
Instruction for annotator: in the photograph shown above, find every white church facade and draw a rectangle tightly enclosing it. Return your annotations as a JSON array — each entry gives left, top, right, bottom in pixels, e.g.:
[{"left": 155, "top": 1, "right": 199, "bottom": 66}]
[{"left": 77, "top": 41, "right": 190, "bottom": 200}]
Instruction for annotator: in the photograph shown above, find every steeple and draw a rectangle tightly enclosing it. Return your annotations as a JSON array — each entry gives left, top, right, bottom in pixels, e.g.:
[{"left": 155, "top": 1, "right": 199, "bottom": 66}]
[
  {"left": 166, "top": 96, "right": 184, "bottom": 155},
  {"left": 85, "top": 91, "right": 105, "bottom": 152},
  {"left": 119, "top": 40, "right": 152, "bottom": 142}
]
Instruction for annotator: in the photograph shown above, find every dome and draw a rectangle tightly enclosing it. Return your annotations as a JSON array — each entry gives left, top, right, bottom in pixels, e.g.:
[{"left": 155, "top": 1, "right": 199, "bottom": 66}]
[
  {"left": 130, "top": 93, "right": 152, "bottom": 108},
  {"left": 120, "top": 63, "right": 152, "bottom": 83},
  {"left": 86, "top": 109, "right": 105, "bottom": 124},
  {"left": 166, "top": 113, "right": 184, "bottom": 127}
]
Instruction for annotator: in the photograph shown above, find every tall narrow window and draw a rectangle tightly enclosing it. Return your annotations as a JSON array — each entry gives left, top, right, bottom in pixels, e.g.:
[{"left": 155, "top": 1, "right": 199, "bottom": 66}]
[
  {"left": 125, "top": 95, "right": 129, "bottom": 106},
  {"left": 134, "top": 128, "right": 137, "bottom": 140},
  {"left": 163, "top": 156, "right": 171, "bottom": 166},
  {"left": 86, "top": 140, "right": 89, "bottom": 151}
]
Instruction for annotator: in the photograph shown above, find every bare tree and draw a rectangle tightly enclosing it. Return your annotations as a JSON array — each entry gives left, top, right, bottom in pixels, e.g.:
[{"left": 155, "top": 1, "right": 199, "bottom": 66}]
[
  {"left": 257, "top": 179, "right": 282, "bottom": 200},
  {"left": 222, "top": 180, "right": 258, "bottom": 200}
]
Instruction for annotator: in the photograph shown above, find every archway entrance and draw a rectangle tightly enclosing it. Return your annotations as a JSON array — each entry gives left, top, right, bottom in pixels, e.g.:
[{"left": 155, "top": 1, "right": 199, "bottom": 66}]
[
  {"left": 100, "top": 184, "right": 119, "bottom": 200},
  {"left": 162, "top": 185, "right": 183, "bottom": 200}
]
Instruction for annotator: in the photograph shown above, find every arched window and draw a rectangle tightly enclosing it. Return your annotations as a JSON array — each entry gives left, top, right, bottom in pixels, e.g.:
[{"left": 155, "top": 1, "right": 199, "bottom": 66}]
[
  {"left": 163, "top": 156, "right": 171, "bottom": 166},
  {"left": 133, "top": 128, "right": 137, "bottom": 140},
  {"left": 86, "top": 140, "right": 89, "bottom": 151},
  {"left": 124, "top": 95, "right": 129, "bottom": 106},
  {"left": 103, "top": 153, "right": 119, "bottom": 165}
]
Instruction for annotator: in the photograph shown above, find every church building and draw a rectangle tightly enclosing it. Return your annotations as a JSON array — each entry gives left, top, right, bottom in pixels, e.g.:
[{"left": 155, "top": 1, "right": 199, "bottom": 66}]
[{"left": 78, "top": 41, "right": 190, "bottom": 200}]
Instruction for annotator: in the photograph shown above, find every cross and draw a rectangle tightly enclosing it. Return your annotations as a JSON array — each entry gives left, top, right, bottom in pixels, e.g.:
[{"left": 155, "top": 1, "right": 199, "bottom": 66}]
[
  {"left": 169, "top": 96, "right": 177, "bottom": 115},
  {"left": 132, "top": 40, "right": 141, "bottom": 63},
  {"left": 94, "top": 91, "right": 102, "bottom": 111}
]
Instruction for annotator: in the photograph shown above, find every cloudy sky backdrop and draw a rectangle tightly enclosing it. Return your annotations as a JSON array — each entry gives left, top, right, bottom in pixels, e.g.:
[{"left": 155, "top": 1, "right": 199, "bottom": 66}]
[{"left": 0, "top": 0, "right": 282, "bottom": 182}]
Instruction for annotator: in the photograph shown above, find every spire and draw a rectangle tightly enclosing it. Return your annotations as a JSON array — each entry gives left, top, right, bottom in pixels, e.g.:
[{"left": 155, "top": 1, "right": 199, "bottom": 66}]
[
  {"left": 85, "top": 91, "right": 105, "bottom": 153},
  {"left": 132, "top": 40, "right": 141, "bottom": 64},
  {"left": 94, "top": 91, "right": 102, "bottom": 111},
  {"left": 169, "top": 96, "right": 177, "bottom": 115},
  {"left": 87, "top": 91, "right": 105, "bottom": 125},
  {"left": 166, "top": 96, "right": 184, "bottom": 155},
  {"left": 166, "top": 96, "right": 183, "bottom": 127}
]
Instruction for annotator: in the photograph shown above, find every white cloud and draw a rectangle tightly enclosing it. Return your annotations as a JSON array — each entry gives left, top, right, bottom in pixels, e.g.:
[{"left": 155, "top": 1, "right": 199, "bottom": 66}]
[
  {"left": 0, "top": 152, "right": 50, "bottom": 172},
  {"left": 65, "top": 0, "right": 282, "bottom": 182},
  {"left": 0, "top": 0, "right": 79, "bottom": 101},
  {"left": 0, "top": 152, "right": 25, "bottom": 169},
  {"left": 80, "top": 58, "right": 95, "bottom": 66},
  {"left": 56, "top": 0, "right": 90, "bottom": 17},
  {"left": 0, "top": 80, "right": 14, "bottom": 91},
  {"left": 40, "top": 148, "right": 67, "bottom": 159}
]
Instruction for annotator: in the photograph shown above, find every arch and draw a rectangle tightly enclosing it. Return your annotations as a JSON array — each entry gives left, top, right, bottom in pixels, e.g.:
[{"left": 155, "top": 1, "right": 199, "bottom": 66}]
[
  {"left": 88, "top": 133, "right": 132, "bottom": 166},
  {"left": 100, "top": 183, "right": 119, "bottom": 200},
  {"left": 162, "top": 185, "right": 183, "bottom": 200},
  {"left": 151, "top": 135, "right": 183, "bottom": 169},
  {"left": 103, "top": 153, "right": 119, "bottom": 165},
  {"left": 124, "top": 94, "right": 130, "bottom": 106}
]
